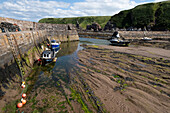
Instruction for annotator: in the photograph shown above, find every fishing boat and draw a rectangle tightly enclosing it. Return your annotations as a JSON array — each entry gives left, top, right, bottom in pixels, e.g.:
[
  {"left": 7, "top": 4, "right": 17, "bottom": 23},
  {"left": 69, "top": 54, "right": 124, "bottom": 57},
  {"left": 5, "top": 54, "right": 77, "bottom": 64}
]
[
  {"left": 53, "top": 47, "right": 60, "bottom": 54},
  {"left": 141, "top": 37, "right": 152, "bottom": 41},
  {"left": 109, "top": 31, "right": 130, "bottom": 46},
  {"left": 51, "top": 40, "right": 60, "bottom": 50},
  {"left": 110, "top": 38, "right": 130, "bottom": 46},
  {"left": 41, "top": 50, "right": 56, "bottom": 65}
]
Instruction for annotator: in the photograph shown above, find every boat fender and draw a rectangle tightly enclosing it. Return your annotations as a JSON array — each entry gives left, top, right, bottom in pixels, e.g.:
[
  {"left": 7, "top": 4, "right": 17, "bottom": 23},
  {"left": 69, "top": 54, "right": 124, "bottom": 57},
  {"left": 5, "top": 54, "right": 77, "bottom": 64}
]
[
  {"left": 21, "top": 84, "right": 25, "bottom": 88},
  {"left": 22, "top": 93, "right": 26, "bottom": 98},
  {"left": 21, "top": 99, "right": 26, "bottom": 105},
  {"left": 17, "top": 103, "right": 23, "bottom": 108}
]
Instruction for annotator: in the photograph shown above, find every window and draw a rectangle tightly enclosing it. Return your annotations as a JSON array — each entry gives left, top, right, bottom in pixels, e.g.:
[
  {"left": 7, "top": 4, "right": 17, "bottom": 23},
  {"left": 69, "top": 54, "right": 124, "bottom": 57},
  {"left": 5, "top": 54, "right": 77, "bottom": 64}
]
[{"left": 44, "top": 54, "right": 46, "bottom": 57}]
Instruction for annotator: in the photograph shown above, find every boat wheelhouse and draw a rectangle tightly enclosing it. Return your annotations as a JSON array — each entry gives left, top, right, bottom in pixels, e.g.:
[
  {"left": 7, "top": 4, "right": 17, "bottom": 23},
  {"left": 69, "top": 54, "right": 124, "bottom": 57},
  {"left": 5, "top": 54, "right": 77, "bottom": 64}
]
[{"left": 41, "top": 50, "right": 55, "bottom": 65}]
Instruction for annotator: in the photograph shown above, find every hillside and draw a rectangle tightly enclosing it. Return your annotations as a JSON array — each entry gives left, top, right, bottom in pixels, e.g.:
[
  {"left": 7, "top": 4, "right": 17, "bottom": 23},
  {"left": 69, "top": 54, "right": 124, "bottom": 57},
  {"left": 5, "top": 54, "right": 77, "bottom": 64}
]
[
  {"left": 38, "top": 16, "right": 111, "bottom": 29},
  {"left": 109, "top": 1, "right": 170, "bottom": 30}
]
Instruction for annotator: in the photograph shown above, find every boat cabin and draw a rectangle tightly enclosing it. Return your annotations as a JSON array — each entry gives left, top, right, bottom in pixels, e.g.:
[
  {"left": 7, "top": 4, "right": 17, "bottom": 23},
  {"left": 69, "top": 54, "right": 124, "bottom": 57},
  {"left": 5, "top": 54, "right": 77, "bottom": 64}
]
[{"left": 42, "top": 50, "right": 54, "bottom": 59}]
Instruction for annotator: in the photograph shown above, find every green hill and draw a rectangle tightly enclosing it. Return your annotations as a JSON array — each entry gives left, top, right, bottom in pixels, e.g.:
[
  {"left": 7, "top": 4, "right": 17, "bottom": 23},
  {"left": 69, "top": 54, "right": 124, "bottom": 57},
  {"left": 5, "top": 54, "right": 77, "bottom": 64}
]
[
  {"left": 38, "top": 16, "right": 111, "bottom": 29},
  {"left": 109, "top": 1, "right": 170, "bottom": 30}
]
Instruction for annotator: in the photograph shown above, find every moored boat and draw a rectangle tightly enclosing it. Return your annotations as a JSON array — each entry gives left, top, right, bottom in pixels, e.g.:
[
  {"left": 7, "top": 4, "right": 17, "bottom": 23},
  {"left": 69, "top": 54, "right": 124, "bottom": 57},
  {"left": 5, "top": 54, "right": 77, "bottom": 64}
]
[
  {"left": 141, "top": 37, "right": 152, "bottom": 41},
  {"left": 51, "top": 40, "right": 60, "bottom": 50},
  {"left": 41, "top": 50, "right": 56, "bottom": 65},
  {"left": 109, "top": 31, "right": 130, "bottom": 46},
  {"left": 110, "top": 38, "right": 130, "bottom": 46}
]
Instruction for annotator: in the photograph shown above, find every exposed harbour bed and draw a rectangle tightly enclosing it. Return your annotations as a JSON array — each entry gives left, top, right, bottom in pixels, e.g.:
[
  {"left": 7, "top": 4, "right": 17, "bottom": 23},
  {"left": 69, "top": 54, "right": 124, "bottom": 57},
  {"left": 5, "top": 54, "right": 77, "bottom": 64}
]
[{"left": 76, "top": 44, "right": 170, "bottom": 113}]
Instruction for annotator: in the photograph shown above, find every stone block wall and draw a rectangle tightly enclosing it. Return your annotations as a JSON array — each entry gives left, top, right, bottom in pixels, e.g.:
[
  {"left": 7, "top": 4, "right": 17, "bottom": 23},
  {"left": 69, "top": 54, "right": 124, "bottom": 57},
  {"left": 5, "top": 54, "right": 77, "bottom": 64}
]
[
  {"left": 119, "top": 31, "right": 170, "bottom": 39},
  {"left": 0, "top": 17, "right": 79, "bottom": 41},
  {"left": 0, "top": 30, "right": 46, "bottom": 68},
  {"left": 78, "top": 31, "right": 170, "bottom": 40}
]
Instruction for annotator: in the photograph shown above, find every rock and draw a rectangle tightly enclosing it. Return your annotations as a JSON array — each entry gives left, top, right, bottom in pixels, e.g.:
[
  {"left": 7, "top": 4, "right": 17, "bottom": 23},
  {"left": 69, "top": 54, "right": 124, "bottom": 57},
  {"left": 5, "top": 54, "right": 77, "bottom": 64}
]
[{"left": 86, "top": 22, "right": 102, "bottom": 31}]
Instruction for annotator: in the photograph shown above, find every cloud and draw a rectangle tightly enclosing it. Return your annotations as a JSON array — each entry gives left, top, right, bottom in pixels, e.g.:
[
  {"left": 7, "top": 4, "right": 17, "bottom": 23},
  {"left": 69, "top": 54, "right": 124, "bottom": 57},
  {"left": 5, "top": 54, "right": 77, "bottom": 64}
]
[
  {"left": 0, "top": 0, "right": 70, "bottom": 21},
  {"left": 0, "top": 0, "right": 139, "bottom": 22},
  {"left": 154, "top": 0, "right": 168, "bottom": 2},
  {"left": 71, "top": 0, "right": 137, "bottom": 16}
]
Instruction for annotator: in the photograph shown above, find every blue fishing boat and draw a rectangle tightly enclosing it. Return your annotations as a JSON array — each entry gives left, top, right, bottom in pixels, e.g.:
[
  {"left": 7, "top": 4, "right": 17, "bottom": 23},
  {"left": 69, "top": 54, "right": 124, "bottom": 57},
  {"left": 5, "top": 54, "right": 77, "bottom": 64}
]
[
  {"left": 51, "top": 40, "right": 60, "bottom": 50},
  {"left": 52, "top": 47, "right": 60, "bottom": 54}
]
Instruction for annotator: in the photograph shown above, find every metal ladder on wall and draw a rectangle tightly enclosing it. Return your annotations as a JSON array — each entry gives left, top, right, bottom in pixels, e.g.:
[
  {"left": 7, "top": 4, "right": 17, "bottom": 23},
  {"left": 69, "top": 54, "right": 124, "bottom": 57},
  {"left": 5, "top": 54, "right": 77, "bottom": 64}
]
[{"left": 6, "top": 29, "right": 25, "bottom": 80}]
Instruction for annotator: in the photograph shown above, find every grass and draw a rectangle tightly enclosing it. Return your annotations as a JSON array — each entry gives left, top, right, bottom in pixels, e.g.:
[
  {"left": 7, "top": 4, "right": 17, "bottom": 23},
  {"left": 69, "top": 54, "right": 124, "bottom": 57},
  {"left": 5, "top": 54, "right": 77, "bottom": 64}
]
[
  {"left": 39, "top": 16, "right": 111, "bottom": 29},
  {"left": 110, "top": 1, "right": 170, "bottom": 30}
]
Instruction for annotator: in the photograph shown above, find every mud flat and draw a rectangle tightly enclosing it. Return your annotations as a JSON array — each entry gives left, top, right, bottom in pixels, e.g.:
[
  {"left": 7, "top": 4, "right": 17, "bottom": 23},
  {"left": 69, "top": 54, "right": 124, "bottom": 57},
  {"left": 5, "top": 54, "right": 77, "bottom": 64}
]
[{"left": 76, "top": 44, "right": 170, "bottom": 113}]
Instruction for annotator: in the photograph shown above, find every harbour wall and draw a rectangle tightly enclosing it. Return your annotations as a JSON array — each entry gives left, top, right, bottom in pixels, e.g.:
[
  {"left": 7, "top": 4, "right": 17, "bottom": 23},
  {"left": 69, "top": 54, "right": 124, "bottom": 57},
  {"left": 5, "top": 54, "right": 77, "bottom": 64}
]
[
  {"left": 0, "top": 17, "right": 79, "bottom": 41},
  {"left": 119, "top": 31, "right": 170, "bottom": 39},
  {"left": 0, "top": 30, "right": 46, "bottom": 68},
  {"left": 78, "top": 31, "right": 170, "bottom": 40}
]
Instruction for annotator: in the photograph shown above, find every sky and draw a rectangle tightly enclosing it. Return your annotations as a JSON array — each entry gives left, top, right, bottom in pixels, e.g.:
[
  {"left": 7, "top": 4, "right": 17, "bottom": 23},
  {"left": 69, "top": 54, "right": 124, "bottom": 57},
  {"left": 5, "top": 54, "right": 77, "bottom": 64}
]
[{"left": 0, "top": 0, "right": 168, "bottom": 22}]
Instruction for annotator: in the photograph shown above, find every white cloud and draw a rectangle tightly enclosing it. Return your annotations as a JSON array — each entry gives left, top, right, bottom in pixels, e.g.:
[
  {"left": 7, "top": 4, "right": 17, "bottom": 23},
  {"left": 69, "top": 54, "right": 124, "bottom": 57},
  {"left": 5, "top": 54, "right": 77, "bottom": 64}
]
[
  {"left": 0, "top": 0, "right": 140, "bottom": 22},
  {"left": 0, "top": 0, "right": 70, "bottom": 21},
  {"left": 154, "top": 0, "right": 168, "bottom": 2},
  {"left": 70, "top": 0, "right": 137, "bottom": 16}
]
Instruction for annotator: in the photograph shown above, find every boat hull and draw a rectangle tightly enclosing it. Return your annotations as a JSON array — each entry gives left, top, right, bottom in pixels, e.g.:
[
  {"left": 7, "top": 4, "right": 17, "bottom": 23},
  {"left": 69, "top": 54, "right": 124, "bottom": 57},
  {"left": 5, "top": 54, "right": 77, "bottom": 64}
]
[
  {"left": 110, "top": 41, "right": 130, "bottom": 46},
  {"left": 51, "top": 44, "right": 60, "bottom": 49},
  {"left": 42, "top": 58, "right": 54, "bottom": 66}
]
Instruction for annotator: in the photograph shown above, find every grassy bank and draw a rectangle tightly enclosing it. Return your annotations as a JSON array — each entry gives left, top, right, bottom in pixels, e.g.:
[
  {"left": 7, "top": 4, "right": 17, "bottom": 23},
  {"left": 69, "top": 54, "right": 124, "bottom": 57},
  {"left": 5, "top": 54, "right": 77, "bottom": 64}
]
[{"left": 39, "top": 16, "right": 111, "bottom": 29}]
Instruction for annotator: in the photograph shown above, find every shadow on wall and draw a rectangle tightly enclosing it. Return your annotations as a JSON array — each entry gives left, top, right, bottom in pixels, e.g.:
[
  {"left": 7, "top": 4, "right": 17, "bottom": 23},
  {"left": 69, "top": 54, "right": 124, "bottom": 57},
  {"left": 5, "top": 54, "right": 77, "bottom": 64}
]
[{"left": 0, "top": 62, "right": 20, "bottom": 96}]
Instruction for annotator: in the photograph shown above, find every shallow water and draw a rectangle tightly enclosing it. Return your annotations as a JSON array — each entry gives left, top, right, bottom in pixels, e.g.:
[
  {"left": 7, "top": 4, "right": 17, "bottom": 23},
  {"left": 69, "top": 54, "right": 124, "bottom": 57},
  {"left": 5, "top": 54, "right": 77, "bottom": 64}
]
[{"left": 34, "top": 37, "right": 110, "bottom": 88}]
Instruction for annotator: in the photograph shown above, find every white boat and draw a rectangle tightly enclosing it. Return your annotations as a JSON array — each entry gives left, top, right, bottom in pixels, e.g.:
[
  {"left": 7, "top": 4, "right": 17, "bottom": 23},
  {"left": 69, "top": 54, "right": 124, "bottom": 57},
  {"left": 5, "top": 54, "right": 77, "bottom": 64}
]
[
  {"left": 141, "top": 37, "right": 152, "bottom": 41},
  {"left": 41, "top": 50, "right": 56, "bottom": 65}
]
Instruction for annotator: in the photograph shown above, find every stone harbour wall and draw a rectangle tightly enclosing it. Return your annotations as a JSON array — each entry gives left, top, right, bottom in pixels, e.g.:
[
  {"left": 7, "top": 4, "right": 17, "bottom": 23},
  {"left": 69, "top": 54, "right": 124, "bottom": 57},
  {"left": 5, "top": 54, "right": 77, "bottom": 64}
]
[
  {"left": 119, "top": 31, "right": 170, "bottom": 39},
  {"left": 0, "top": 30, "right": 46, "bottom": 68},
  {"left": 0, "top": 17, "right": 79, "bottom": 42},
  {"left": 78, "top": 31, "right": 170, "bottom": 40}
]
